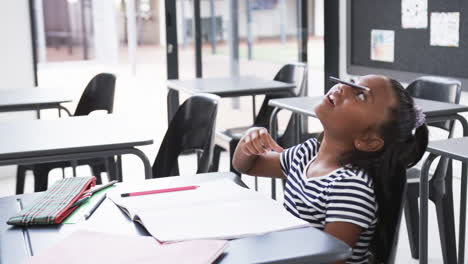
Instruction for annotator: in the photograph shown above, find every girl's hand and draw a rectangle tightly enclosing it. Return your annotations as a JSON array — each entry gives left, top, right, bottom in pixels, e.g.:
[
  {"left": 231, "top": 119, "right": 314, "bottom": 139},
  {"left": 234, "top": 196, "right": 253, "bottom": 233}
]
[{"left": 239, "top": 127, "right": 284, "bottom": 156}]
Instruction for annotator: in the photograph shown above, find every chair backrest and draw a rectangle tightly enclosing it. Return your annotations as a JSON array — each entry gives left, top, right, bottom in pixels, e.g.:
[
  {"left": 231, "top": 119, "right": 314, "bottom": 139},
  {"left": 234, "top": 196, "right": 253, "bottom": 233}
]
[
  {"left": 273, "top": 62, "right": 308, "bottom": 97},
  {"left": 406, "top": 76, "right": 461, "bottom": 132},
  {"left": 74, "top": 73, "right": 116, "bottom": 116},
  {"left": 253, "top": 63, "right": 308, "bottom": 128},
  {"left": 152, "top": 93, "right": 220, "bottom": 178}
]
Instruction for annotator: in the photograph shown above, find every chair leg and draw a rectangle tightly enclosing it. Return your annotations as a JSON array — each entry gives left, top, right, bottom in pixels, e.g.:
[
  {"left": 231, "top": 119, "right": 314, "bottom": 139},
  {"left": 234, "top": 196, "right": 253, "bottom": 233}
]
[
  {"left": 210, "top": 145, "right": 223, "bottom": 172},
  {"left": 16, "top": 166, "right": 27, "bottom": 194},
  {"left": 90, "top": 164, "right": 103, "bottom": 185},
  {"left": 228, "top": 141, "right": 241, "bottom": 176},
  {"left": 105, "top": 156, "right": 118, "bottom": 181},
  {"left": 434, "top": 167, "right": 457, "bottom": 264},
  {"left": 33, "top": 167, "right": 51, "bottom": 192},
  {"left": 404, "top": 183, "right": 420, "bottom": 259},
  {"left": 434, "top": 194, "right": 457, "bottom": 264},
  {"left": 71, "top": 160, "right": 77, "bottom": 177},
  {"left": 116, "top": 155, "right": 123, "bottom": 181}
]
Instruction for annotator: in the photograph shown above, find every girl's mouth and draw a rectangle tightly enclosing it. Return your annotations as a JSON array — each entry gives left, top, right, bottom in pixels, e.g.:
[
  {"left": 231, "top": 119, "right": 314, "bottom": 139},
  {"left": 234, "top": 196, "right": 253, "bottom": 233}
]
[{"left": 327, "top": 94, "right": 335, "bottom": 106}]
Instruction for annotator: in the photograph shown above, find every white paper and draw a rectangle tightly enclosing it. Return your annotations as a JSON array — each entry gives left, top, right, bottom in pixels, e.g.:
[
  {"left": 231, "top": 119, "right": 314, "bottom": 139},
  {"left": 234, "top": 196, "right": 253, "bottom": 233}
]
[
  {"left": 402, "top": 0, "right": 428, "bottom": 29},
  {"left": 371, "top": 30, "right": 395, "bottom": 62},
  {"left": 430, "top": 12, "right": 460, "bottom": 47},
  {"left": 109, "top": 180, "right": 310, "bottom": 242},
  {"left": 139, "top": 198, "right": 309, "bottom": 242}
]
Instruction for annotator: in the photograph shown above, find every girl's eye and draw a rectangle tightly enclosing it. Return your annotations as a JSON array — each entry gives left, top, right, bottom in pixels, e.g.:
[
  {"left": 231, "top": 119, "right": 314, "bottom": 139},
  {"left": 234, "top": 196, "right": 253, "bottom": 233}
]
[{"left": 356, "top": 92, "right": 366, "bottom": 101}]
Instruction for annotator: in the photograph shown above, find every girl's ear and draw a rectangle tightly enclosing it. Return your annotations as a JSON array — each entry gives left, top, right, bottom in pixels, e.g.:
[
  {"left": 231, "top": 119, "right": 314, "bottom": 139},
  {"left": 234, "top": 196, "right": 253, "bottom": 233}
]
[{"left": 354, "top": 133, "right": 384, "bottom": 152}]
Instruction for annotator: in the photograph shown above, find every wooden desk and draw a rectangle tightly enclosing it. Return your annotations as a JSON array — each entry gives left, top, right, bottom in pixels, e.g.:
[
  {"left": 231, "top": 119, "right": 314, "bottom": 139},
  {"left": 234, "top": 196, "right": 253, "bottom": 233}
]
[{"left": 0, "top": 172, "right": 351, "bottom": 264}]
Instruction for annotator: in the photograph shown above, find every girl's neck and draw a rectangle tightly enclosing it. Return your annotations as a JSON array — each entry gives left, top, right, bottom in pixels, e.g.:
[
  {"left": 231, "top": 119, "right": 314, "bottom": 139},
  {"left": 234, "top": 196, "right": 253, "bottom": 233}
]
[{"left": 315, "top": 133, "right": 353, "bottom": 167}]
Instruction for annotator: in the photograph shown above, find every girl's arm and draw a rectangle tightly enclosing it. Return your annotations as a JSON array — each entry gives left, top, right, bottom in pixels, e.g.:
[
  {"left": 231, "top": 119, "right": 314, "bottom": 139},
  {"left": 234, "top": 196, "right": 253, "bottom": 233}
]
[
  {"left": 324, "top": 222, "right": 363, "bottom": 264},
  {"left": 232, "top": 127, "right": 285, "bottom": 178}
]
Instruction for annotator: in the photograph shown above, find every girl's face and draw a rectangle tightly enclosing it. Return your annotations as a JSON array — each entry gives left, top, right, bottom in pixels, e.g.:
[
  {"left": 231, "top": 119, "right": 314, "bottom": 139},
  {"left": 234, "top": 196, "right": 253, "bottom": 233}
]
[{"left": 314, "top": 75, "right": 397, "bottom": 143}]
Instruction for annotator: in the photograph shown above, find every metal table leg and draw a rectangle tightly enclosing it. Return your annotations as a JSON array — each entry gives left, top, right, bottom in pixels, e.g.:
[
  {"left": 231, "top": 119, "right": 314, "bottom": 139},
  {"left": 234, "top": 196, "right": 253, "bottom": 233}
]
[
  {"left": 269, "top": 107, "right": 281, "bottom": 200},
  {"left": 459, "top": 161, "right": 468, "bottom": 264},
  {"left": 456, "top": 114, "right": 468, "bottom": 264},
  {"left": 422, "top": 114, "right": 468, "bottom": 264},
  {"left": 0, "top": 148, "right": 153, "bottom": 180},
  {"left": 57, "top": 105, "right": 72, "bottom": 116},
  {"left": 420, "top": 153, "right": 438, "bottom": 264},
  {"left": 128, "top": 148, "right": 152, "bottom": 180}
]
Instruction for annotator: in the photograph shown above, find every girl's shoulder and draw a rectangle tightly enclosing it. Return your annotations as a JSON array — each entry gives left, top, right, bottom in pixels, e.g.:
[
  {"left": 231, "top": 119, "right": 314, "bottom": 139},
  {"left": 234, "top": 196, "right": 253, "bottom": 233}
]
[
  {"left": 303, "top": 137, "right": 319, "bottom": 148},
  {"left": 282, "top": 138, "right": 319, "bottom": 163},
  {"left": 329, "top": 166, "right": 374, "bottom": 191},
  {"left": 294, "top": 138, "right": 320, "bottom": 156}
]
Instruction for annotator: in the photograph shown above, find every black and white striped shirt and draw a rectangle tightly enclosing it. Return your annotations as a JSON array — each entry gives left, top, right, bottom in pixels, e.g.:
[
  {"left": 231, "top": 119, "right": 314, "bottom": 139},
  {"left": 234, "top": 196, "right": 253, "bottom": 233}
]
[{"left": 280, "top": 138, "right": 377, "bottom": 264}]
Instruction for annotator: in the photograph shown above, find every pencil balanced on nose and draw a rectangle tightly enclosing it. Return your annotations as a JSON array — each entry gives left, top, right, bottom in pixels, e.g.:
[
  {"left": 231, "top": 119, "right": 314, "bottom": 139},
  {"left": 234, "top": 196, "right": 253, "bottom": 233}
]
[{"left": 240, "top": 127, "right": 284, "bottom": 156}]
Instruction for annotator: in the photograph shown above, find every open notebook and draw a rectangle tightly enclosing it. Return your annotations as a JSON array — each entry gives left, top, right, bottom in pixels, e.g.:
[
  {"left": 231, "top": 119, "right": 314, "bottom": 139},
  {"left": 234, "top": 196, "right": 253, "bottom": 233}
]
[
  {"left": 25, "top": 230, "right": 227, "bottom": 264},
  {"left": 107, "top": 179, "right": 310, "bottom": 243}
]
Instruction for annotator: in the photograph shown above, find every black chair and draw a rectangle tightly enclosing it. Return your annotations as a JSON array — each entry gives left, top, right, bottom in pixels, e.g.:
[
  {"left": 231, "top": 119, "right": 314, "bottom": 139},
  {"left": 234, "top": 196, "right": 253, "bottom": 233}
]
[
  {"left": 378, "top": 170, "right": 408, "bottom": 264},
  {"left": 211, "top": 63, "right": 308, "bottom": 174},
  {"left": 152, "top": 93, "right": 220, "bottom": 178},
  {"left": 16, "top": 73, "right": 117, "bottom": 194},
  {"left": 404, "top": 76, "right": 461, "bottom": 263}
]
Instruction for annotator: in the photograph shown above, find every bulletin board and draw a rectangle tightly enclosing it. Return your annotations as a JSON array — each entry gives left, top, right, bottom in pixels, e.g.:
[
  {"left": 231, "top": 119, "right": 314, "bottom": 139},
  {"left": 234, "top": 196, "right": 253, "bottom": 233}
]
[{"left": 346, "top": 0, "right": 468, "bottom": 88}]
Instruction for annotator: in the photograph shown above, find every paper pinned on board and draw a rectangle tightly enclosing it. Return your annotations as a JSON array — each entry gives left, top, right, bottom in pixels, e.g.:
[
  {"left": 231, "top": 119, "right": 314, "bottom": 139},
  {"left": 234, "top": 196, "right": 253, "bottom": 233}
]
[
  {"left": 402, "top": 0, "right": 428, "bottom": 29},
  {"left": 430, "top": 12, "right": 460, "bottom": 47},
  {"left": 371, "top": 29, "right": 395, "bottom": 63}
]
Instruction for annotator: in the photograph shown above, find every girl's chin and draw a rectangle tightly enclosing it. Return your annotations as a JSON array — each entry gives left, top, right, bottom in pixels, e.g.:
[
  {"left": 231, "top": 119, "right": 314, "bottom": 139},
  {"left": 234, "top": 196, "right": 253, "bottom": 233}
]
[{"left": 314, "top": 103, "right": 329, "bottom": 118}]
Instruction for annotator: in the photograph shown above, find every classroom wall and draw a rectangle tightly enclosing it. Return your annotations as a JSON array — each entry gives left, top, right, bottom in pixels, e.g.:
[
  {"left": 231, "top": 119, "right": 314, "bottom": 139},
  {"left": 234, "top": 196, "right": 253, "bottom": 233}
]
[
  {"left": 338, "top": 1, "right": 408, "bottom": 85},
  {"left": 0, "top": 0, "right": 36, "bottom": 119},
  {"left": 0, "top": 0, "right": 36, "bottom": 90},
  {"left": 339, "top": 1, "right": 351, "bottom": 80},
  {"left": 0, "top": 0, "right": 36, "bottom": 181}
]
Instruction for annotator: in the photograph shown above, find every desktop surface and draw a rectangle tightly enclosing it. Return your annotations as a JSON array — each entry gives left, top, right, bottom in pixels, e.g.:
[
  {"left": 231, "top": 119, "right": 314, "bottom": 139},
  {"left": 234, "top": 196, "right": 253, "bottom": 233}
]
[{"left": 1, "top": 172, "right": 351, "bottom": 264}]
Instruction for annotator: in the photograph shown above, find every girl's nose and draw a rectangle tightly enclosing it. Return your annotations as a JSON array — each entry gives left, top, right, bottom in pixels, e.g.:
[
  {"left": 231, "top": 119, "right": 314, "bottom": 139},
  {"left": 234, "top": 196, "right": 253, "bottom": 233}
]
[
  {"left": 330, "top": 84, "right": 343, "bottom": 94},
  {"left": 330, "top": 85, "right": 345, "bottom": 97},
  {"left": 340, "top": 84, "right": 352, "bottom": 96}
]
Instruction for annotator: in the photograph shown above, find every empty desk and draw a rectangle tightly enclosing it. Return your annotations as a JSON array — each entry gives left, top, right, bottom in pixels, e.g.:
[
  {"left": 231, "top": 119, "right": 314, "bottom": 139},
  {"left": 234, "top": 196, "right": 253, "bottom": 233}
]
[
  {"left": 166, "top": 76, "right": 296, "bottom": 123},
  {"left": 420, "top": 138, "right": 468, "bottom": 264},
  {"left": 0, "top": 88, "right": 73, "bottom": 118},
  {"left": 0, "top": 115, "right": 153, "bottom": 180},
  {"left": 268, "top": 97, "right": 468, "bottom": 142}
]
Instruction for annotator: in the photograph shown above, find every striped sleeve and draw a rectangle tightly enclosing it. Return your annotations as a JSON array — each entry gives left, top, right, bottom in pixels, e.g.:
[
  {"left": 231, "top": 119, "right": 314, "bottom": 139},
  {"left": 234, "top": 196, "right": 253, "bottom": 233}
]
[
  {"left": 279, "top": 144, "right": 300, "bottom": 176},
  {"left": 325, "top": 176, "right": 377, "bottom": 229},
  {"left": 279, "top": 138, "right": 318, "bottom": 177}
]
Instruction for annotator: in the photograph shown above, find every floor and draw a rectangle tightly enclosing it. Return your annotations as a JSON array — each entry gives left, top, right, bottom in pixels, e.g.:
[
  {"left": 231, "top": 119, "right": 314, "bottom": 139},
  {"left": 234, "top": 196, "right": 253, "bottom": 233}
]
[{"left": 1, "top": 40, "right": 468, "bottom": 263}]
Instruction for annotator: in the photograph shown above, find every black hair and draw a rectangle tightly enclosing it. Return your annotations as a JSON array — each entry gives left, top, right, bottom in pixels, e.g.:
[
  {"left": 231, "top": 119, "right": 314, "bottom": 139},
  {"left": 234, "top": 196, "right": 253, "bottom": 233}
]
[{"left": 337, "top": 78, "right": 429, "bottom": 263}]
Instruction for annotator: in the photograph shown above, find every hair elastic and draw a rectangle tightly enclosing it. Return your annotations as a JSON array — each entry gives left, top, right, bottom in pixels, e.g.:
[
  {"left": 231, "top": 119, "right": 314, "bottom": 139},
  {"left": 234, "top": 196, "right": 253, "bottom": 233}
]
[
  {"left": 414, "top": 105, "right": 426, "bottom": 129},
  {"left": 411, "top": 105, "right": 426, "bottom": 136}
]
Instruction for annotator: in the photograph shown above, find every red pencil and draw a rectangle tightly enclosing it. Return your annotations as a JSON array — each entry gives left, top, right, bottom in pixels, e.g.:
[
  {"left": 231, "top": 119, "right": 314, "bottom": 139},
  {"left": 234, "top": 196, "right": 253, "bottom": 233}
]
[{"left": 120, "top": 185, "right": 198, "bottom": 197}]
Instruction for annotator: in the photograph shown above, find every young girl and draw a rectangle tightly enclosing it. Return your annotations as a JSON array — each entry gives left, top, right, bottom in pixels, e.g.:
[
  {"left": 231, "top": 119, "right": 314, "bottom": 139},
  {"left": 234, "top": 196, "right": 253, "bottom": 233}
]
[{"left": 232, "top": 75, "right": 428, "bottom": 264}]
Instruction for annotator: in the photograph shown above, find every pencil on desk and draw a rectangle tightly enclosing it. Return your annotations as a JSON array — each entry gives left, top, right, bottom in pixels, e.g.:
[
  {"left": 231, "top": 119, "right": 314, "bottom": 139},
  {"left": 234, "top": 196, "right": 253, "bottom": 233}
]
[
  {"left": 86, "top": 180, "right": 117, "bottom": 195},
  {"left": 120, "top": 185, "right": 199, "bottom": 197},
  {"left": 84, "top": 194, "right": 107, "bottom": 220}
]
